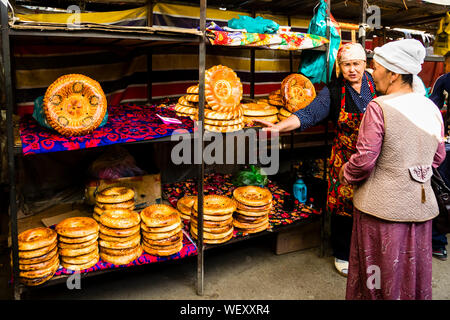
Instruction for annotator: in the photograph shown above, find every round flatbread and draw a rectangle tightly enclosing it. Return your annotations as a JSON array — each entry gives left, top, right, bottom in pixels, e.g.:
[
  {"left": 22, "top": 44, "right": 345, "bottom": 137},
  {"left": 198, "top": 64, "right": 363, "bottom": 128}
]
[
  {"left": 60, "top": 247, "right": 99, "bottom": 265},
  {"left": 204, "top": 123, "right": 244, "bottom": 133},
  {"left": 177, "top": 195, "right": 196, "bottom": 214},
  {"left": 241, "top": 103, "right": 278, "bottom": 117},
  {"left": 281, "top": 74, "right": 316, "bottom": 113},
  {"left": 142, "top": 231, "right": 182, "bottom": 247},
  {"left": 199, "top": 116, "right": 244, "bottom": 127},
  {"left": 233, "top": 186, "right": 273, "bottom": 207},
  {"left": 19, "top": 267, "right": 57, "bottom": 286},
  {"left": 19, "top": 254, "right": 59, "bottom": 271},
  {"left": 190, "top": 221, "right": 233, "bottom": 234},
  {"left": 61, "top": 256, "right": 99, "bottom": 271},
  {"left": 19, "top": 245, "right": 58, "bottom": 265},
  {"left": 58, "top": 243, "right": 98, "bottom": 257},
  {"left": 234, "top": 221, "right": 270, "bottom": 234},
  {"left": 58, "top": 232, "right": 99, "bottom": 244},
  {"left": 205, "top": 65, "right": 243, "bottom": 112},
  {"left": 100, "top": 246, "right": 142, "bottom": 265},
  {"left": 186, "top": 84, "right": 199, "bottom": 94},
  {"left": 175, "top": 103, "right": 198, "bottom": 115},
  {"left": 190, "top": 224, "right": 233, "bottom": 240},
  {"left": 19, "top": 242, "right": 57, "bottom": 259},
  {"left": 55, "top": 217, "right": 99, "bottom": 238},
  {"left": 98, "top": 234, "right": 140, "bottom": 249},
  {"left": 95, "top": 187, "right": 135, "bottom": 204},
  {"left": 190, "top": 215, "right": 233, "bottom": 228},
  {"left": 236, "top": 201, "right": 273, "bottom": 212},
  {"left": 244, "top": 114, "right": 278, "bottom": 125},
  {"left": 190, "top": 228, "right": 233, "bottom": 244},
  {"left": 100, "top": 209, "right": 141, "bottom": 229},
  {"left": 99, "top": 244, "right": 140, "bottom": 257},
  {"left": 140, "top": 204, "right": 181, "bottom": 228},
  {"left": 185, "top": 94, "right": 199, "bottom": 103},
  {"left": 99, "top": 224, "right": 140, "bottom": 237},
  {"left": 193, "top": 195, "right": 236, "bottom": 215},
  {"left": 279, "top": 107, "right": 292, "bottom": 117},
  {"left": 141, "top": 224, "right": 182, "bottom": 240},
  {"left": 178, "top": 95, "right": 198, "bottom": 107},
  {"left": 202, "top": 106, "right": 243, "bottom": 120},
  {"left": 141, "top": 220, "right": 182, "bottom": 233},
  {"left": 142, "top": 241, "right": 183, "bottom": 257},
  {"left": 58, "top": 237, "right": 98, "bottom": 250},
  {"left": 18, "top": 227, "right": 57, "bottom": 251},
  {"left": 19, "top": 257, "right": 60, "bottom": 279},
  {"left": 233, "top": 215, "right": 269, "bottom": 230},
  {"left": 96, "top": 199, "right": 135, "bottom": 210},
  {"left": 98, "top": 231, "right": 140, "bottom": 243},
  {"left": 43, "top": 74, "right": 107, "bottom": 136}
]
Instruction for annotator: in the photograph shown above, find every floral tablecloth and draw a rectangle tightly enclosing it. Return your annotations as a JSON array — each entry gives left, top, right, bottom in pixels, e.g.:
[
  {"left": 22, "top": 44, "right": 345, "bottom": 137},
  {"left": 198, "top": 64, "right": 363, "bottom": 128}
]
[
  {"left": 206, "top": 30, "right": 328, "bottom": 51},
  {"left": 163, "top": 173, "right": 322, "bottom": 237},
  {"left": 19, "top": 103, "right": 194, "bottom": 156}
]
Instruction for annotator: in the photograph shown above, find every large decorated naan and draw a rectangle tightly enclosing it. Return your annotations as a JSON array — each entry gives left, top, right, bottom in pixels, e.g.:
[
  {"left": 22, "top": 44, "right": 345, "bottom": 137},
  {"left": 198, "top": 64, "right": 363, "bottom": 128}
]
[
  {"left": 205, "top": 65, "right": 243, "bottom": 113},
  {"left": 281, "top": 74, "right": 316, "bottom": 113},
  {"left": 43, "top": 74, "right": 107, "bottom": 136}
]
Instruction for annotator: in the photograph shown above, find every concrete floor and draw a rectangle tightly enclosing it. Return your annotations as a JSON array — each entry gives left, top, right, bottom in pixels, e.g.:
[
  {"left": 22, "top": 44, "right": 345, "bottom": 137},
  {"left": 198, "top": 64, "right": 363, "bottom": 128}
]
[{"left": 8, "top": 234, "right": 450, "bottom": 300}]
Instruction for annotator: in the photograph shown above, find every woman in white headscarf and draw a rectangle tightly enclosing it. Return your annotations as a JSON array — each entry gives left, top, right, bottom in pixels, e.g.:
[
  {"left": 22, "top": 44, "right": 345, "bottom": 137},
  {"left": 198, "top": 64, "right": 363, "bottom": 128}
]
[
  {"left": 256, "top": 43, "right": 377, "bottom": 277},
  {"left": 339, "top": 39, "right": 446, "bottom": 300}
]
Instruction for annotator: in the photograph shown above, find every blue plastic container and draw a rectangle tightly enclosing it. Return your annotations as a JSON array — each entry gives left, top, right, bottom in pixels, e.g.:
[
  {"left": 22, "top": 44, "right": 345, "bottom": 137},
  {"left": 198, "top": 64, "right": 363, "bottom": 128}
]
[{"left": 293, "top": 178, "right": 307, "bottom": 203}]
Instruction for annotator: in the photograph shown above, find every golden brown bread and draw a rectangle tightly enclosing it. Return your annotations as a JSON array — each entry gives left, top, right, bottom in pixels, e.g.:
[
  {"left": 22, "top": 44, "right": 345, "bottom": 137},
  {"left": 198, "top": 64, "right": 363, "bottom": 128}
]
[
  {"left": 95, "top": 186, "right": 135, "bottom": 204},
  {"left": 233, "top": 186, "right": 273, "bottom": 207},
  {"left": 55, "top": 217, "right": 99, "bottom": 238},
  {"left": 140, "top": 204, "right": 181, "bottom": 227},
  {"left": 99, "top": 209, "right": 141, "bottom": 229},
  {"left": 192, "top": 195, "right": 237, "bottom": 215},
  {"left": 18, "top": 227, "right": 57, "bottom": 251},
  {"left": 99, "top": 224, "right": 140, "bottom": 237},
  {"left": 19, "top": 242, "right": 57, "bottom": 259},
  {"left": 43, "top": 74, "right": 107, "bottom": 137},
  {"left": 100, "top": 246, "right": 142, "bottom": 265}
]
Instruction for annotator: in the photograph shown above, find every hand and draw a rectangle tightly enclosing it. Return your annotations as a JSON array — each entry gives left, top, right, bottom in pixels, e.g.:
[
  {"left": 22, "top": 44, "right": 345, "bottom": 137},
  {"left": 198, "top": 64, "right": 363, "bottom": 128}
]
[
  {"left": 252, "top": 119, "right": 279, "bottom": 132},
  {"left": 339, "top": 163, "right": 349, "bottom": 186}
]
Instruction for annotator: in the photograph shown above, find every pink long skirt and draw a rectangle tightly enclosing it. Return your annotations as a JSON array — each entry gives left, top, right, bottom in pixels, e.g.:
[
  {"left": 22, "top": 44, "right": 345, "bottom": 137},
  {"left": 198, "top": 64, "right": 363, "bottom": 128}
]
[{"left": 346, "top": 210, "right": 433, "bottom": 300}]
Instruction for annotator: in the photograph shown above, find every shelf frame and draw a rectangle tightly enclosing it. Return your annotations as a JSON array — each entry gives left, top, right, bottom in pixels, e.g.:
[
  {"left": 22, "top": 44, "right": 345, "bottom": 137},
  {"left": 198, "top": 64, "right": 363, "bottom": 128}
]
[{"left": 1, "top": 0, "right": 333, "bottom": 300}]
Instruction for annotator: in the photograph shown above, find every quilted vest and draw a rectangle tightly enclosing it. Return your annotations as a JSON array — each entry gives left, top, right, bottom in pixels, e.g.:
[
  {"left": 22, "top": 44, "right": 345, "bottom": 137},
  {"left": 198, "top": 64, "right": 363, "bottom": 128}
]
[{"left": 353, "top": 92, "right": 443, "bottom": 222}]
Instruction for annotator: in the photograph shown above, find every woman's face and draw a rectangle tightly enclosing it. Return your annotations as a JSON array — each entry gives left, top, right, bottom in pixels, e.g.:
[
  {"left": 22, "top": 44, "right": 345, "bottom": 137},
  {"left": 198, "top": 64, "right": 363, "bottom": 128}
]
[
  {"left": 372, "top": 60, "right": 391, "bottom": 94},
  {"left": 340, "top": 60, "right": 366, "bottom": 84}
]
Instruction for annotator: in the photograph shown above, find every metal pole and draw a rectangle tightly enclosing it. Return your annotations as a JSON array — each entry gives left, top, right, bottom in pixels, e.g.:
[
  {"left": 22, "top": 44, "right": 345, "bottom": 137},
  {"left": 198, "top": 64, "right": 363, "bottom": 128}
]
[
  {"left": 288, "top": 15, "right": 293, "bottom": 73},
  {"left": 1, "top": 2, "right": 20, "bottom": 299},
  {"left": 321, "top": 0, "right": 331, "bottom": 259},
  {"left": 147, "top": 51, "right": 153, "bottom": 104},
  {"left": 196, "top": 0, "right": 206, "bottom": 296},
  {"left": 250, "top": 10, "right": 256, "bottom": 99},
  {"left": 147, "top": 0, "right": 154, "bottom": 27},
  {"left": 359, "top": 0, "right": 366, "bottom": 48}
]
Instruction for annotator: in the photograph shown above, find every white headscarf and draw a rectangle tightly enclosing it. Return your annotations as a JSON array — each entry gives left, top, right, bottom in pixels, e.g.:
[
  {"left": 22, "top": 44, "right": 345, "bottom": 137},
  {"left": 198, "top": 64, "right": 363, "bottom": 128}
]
[{"left": 373, "top": 39, "right": 426, "bottom": 94}]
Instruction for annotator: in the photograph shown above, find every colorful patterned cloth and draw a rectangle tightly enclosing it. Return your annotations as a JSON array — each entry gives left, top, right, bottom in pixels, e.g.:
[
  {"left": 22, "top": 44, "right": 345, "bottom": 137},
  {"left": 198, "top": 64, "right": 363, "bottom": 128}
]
[
  {"left": 54, "top": 230, "right": 197, "bottom": 276},
  {"left": 162, "top": 173, "right": 322, "bottom": 237},
  {"left": 19, "top": 103, "right": 194, "bottom": 156},
  {"left": 206, "top": 30, "right": 329, "bottom": 51}
]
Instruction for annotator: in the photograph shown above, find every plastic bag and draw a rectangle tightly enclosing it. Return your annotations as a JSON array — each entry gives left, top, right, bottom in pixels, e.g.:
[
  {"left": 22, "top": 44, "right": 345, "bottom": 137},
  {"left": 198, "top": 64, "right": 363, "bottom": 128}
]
[
  {"left": 89, "top": 145, "right": 145, "bottom": 179},
  {"left": 232, "top": 165, "right": 268, "bottom": 187},
  {"left": 298, "top": 0, "right": 341, "bottom": 84},
  {"left": 32, "top": 95, "right": 109, "bottom": 130},
  {"left": 228, "top": 15, "right": 279, "bottom": 34}
]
